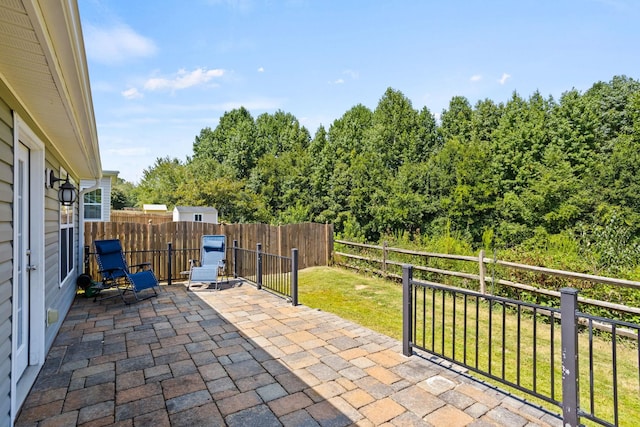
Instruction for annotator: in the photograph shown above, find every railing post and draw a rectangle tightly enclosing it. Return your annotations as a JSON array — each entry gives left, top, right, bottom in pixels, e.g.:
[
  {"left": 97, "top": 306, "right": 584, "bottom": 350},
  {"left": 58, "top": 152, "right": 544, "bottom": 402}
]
[
  {"left": 167, "top": 242, "right": 172, "bottom": 285},
  {"left": 561, "top": 287, "right": 580, "bottom": 427},
  {"left": 84, "top": 245, "right": 90, "bottom": 276},
  {"left": 257, "top": 243, "right": 262, "bottom": 290},
  {"left": 402, "top": 264, "right": 413, "bottom": 357},
  {"left": 233, "top": 240, "right": 238, "bottom": 279},
  {"left": 479, "top": 249, "right": 486, "bottom": 294},
  {"left": 291, "top": 248, "right": 299, "bottom": 306}
]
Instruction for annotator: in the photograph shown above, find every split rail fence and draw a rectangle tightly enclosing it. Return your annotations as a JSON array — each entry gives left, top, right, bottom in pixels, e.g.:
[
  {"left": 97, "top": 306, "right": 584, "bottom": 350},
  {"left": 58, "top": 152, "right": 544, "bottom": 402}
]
[{"left": 334, "top": 239, "right": 640, "bottom": 322}]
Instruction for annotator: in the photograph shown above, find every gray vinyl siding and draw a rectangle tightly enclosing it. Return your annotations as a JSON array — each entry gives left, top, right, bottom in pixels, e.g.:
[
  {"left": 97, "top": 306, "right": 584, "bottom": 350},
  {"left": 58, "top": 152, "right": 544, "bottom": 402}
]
[
  {"left": 0, "top": 97, "right": 14, "bottom": 427},
  {"left": 43, "top": 153, "right": 78, "bottom": 351}
]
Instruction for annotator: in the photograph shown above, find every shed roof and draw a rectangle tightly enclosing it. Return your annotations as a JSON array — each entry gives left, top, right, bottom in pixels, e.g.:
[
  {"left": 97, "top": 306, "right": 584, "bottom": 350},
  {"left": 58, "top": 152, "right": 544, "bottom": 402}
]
[
  {"left": 174, "top": 206, "right": 218, "bottom": 213},
  {"left": 143, "top": 204, "right": 168, "bottom": 211}
]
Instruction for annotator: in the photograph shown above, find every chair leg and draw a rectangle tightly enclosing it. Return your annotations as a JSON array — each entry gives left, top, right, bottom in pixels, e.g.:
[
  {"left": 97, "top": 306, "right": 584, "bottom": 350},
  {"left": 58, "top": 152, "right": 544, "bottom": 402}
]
[{"left": 128, "top": 286, "right": 157, "bottom": 303}]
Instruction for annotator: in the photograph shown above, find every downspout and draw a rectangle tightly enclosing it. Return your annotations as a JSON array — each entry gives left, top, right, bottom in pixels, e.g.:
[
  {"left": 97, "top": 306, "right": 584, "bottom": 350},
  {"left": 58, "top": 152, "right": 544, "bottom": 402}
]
[{"left": 78, "top": 178, "right": 101, "bottom": 276}]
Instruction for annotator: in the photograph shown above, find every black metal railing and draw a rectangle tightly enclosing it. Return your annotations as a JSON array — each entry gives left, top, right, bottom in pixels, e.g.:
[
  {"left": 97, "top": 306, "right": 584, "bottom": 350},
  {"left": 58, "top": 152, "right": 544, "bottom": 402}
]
[
  {"left": 233, "top": 245, "right": 258, "bottom": 284},
  {"left": 575, "top": 311, "right": 640, "bottom": 427},
  {"left": 401, "top": 265, "right": 640, "bottom": 427},
  {"left": 84, "top": 241, "right": 299, "bottom": 305},
  {"left": 84, "top": 243, "right": 200, "bottom": 285},
  {"left": 232, "top": 240, "right": 298, "bottom": 305}
]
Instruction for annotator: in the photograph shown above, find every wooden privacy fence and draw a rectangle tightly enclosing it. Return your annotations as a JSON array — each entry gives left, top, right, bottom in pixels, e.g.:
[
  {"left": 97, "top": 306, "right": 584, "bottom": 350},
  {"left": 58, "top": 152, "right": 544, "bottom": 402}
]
[
  {"left": 110, "top": 210, "right": 173, "bottom": 225},
  {"left": 84, "top": 221, "right": 333, "bottom": 280}
]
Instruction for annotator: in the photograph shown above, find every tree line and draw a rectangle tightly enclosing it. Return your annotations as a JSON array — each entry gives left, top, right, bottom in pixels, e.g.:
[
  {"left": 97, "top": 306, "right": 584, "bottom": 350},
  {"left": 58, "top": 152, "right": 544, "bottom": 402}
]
[{"left": 123, "top": 75, "right": 640, "bottom": 276}]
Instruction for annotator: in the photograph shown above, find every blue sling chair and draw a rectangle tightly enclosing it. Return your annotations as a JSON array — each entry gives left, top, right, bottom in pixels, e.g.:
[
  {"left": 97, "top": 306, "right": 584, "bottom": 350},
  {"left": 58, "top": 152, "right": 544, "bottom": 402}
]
[
  {"left": 188, "top": 235, "right": 227, "bottom": 290},
  {"left": 94, "top": 239, "right": 159, "bottom": 303}
]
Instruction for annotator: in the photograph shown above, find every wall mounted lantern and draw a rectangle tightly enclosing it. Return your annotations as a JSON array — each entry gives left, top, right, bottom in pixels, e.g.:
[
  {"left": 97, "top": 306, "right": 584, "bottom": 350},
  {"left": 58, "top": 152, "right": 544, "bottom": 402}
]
[{"left": 49, "top": 170, "right": 77, "bottom": 206}]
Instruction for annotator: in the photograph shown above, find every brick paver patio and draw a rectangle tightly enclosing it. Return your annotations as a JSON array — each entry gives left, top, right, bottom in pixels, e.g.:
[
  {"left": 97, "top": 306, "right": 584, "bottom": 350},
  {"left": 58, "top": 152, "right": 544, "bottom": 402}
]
[{"left": 15, "top": 281, "right": 563, "bottom": 426}]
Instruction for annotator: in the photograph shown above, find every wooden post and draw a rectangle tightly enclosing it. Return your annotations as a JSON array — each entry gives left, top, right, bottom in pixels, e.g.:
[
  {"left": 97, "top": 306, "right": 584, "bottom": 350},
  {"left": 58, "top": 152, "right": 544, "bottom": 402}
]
[
  {"left": 383, "top": 241, "right": 388, "bottom": 276},
  {"left": 325, "top": 222, "right": 330, "bottom": 266},
  {"left": 479, "top": 249, "right": 486, "bottom": 294}
]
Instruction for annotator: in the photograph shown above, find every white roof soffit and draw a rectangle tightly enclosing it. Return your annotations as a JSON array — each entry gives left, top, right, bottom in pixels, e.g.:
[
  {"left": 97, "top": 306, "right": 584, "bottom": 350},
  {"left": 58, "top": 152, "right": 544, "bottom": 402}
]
[{"left": 0, "top": 0, "right": 101, "bottom": 179}]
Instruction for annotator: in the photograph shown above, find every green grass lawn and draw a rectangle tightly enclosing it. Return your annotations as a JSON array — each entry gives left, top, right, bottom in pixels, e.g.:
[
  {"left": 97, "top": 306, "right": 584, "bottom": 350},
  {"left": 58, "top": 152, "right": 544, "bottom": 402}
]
[
  {"left": 299, "top": 266, "right": 405, "bottom": 340},
  {"left": 299, "top": 266, "right": 640, "bottom": 427}
]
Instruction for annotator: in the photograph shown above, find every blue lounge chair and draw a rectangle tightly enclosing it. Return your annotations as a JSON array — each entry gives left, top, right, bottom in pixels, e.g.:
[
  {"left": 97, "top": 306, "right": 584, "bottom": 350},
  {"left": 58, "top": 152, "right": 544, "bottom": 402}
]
[
  {"left": 189, "top": 235, "right": 227, "bottom": 290},
  {"left": 94, "top": 239, "right": 159, "bottom": 303}
]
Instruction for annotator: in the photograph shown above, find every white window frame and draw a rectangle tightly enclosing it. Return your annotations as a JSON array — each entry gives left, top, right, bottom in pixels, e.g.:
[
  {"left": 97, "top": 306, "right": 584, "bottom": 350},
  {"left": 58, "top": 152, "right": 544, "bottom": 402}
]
[
  {"left": 59, "top": 168, "right": 75, "bottom": 287},
  {"left": 194, "top": 213, "right": 203, "bottom": 222},
  {"left": 83, "top": 187, "right": 103, "bottom": 221}
]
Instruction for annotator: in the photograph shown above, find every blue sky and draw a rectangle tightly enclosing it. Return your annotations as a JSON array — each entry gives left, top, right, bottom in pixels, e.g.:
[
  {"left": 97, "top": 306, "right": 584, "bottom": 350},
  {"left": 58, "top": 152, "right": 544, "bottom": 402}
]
[{"left": 79, "top": 0, "right": 640, "bottom": 183}]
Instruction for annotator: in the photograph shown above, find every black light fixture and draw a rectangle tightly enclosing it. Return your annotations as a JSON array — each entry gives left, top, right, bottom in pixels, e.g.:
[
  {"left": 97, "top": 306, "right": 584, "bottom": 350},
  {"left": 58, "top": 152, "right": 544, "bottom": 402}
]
[{"left": 49, "top": 170, "right": 77, "bottom": 206}]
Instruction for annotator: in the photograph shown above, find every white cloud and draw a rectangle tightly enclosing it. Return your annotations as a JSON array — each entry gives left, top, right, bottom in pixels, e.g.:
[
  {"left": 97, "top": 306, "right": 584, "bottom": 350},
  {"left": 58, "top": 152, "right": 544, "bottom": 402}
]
[
  {"left": 470, "top": 74, "right": 482, "bottom": 82},
  {"left": 144, "top": 68, "right": 225, "bottom": 91},
  {"left": 84, "top": 24, "right": 157, "bottom": 65},
  {"left": 343, "top": 69, "right": 359, "bottom": 79},
  {"left": 121, "top": 88, "right": 143, "bottom": 99},
  {"left": 498, "top": 73, "right": 511, "bottom": 85},
  {"left": 329, "top": 69, "right": 358, "bottom": 85},
  {"left": 258, "top": 67, "right": 265, "bottom": 72}
]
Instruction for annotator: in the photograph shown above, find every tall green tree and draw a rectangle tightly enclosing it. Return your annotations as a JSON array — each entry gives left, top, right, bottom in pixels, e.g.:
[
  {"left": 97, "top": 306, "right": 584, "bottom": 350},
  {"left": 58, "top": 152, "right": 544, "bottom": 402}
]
[
  {"left": 192, "top": 107, "right": 257, "bottom": 179},
  {"left": 110, "top": 177, "right": 137, "bottom": 210},
  {"left": 135, "top": 157, "right": 185, "bottom": 207},
  {"left": 255, "top": 110, "right": 311, "bottom": 155},
  {"left": 324, "top": 105, "right": 374, "bottom": 232},
  {"left": 439, "top": 96, "right": 473, "bottom": 143},
  {"left": 368, "top": 88, "right": 420, "bottom": 170}
]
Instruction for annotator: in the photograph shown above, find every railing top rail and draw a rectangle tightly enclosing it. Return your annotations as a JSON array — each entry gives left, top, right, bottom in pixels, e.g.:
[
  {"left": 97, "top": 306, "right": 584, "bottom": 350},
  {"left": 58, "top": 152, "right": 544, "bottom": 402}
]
[
  {"left": 261, "top": 252, "right": 293, "bottom": 262},
  {"left": 236, "top": 247, "right": 292, "bottom": 261},
  {"left": 411, "top": 276, "right": 563, "bottom": 314},
  {"left": 577, "top": 310, "right": 640, "bottom": 330}
]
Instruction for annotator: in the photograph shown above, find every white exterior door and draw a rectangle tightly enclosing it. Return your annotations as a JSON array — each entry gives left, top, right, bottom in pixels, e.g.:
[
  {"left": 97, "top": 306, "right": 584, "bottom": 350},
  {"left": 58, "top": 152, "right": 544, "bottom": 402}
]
[
  {"left": 14, "top": 143, "right": 30, "bottom": 378},
  {"left": 12, "top": 115, "right": 46, "bottom": 424}
]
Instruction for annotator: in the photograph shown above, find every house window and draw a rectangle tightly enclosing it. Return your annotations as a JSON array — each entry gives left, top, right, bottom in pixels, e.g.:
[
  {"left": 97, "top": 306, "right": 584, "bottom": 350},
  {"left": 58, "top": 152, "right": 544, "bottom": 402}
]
[
  {"left": 194, "top": 213, "right": 203, "bottom": 222},
  {"left": 84, "top": 188, "right": 102, "bottom": 220},
  {"left": 60, "top": 174, "right": 75, "bottom": 283}
]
